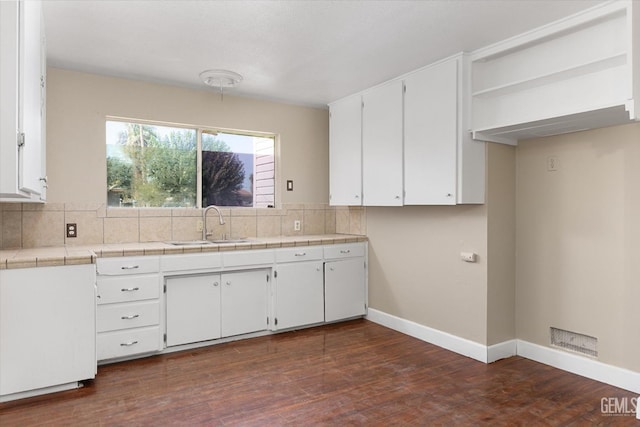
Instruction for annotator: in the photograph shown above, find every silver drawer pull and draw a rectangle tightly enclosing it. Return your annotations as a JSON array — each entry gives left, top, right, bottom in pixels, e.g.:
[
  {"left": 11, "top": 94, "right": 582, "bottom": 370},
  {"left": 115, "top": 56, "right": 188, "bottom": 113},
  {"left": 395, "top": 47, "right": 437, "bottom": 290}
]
[
  {"left": 340, "top": 250, "right": 351, "bottom": 254},
  {"left": 294, "top": 252, "right": 306, "bottom": 257},
  {"left": 121, "top": 287, "right": 140, "bottom": 292},
  {"left": 120, "top": 341, "right": 138, "bottom": 347},
  {"left": 121, "top": 314, "right": 140, "bottom": 320},
  {"left": 121, "top": 265, "right": 140, "bottom": 270}
]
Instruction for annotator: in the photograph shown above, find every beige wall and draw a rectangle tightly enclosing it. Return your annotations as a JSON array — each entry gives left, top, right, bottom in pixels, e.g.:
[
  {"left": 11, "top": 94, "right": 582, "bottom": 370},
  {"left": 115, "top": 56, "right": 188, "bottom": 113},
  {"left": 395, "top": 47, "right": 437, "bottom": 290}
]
[
  {"left": 516, "top": 122, "right": 640, "bottom": 372},
  {"left": 367, "top": 204, "right": 489, "bottom": 344},
  {"left": 45, "top": 68, "right": 329, "bottom": 205},
  {"left": 366, "top": 143, "right": 517, "bottom": 347},
  {"left": 486, "top": 143, "right": 516, "bottom": 345}
]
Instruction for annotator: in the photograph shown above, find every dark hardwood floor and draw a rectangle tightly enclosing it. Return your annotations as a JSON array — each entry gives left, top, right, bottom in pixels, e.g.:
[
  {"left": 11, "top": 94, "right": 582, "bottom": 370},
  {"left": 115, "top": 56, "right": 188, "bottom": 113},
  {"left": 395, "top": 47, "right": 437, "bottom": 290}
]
[{"left": 1, "top": 319, "right": 637, "bottom": 426}]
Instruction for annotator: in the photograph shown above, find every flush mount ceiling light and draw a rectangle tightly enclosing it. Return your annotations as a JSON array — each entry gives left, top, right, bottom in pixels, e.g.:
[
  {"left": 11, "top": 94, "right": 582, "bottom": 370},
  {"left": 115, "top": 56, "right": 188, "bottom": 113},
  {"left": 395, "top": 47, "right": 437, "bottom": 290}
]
[{"left": 199, "top": 69, "right": 243, "bottom": 90}]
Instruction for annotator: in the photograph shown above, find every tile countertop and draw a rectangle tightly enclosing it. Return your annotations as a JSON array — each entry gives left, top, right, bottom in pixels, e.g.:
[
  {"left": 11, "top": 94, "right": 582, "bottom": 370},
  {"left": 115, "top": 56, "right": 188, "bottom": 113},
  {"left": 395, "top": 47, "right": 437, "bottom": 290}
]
[{"left": 0, "top": 234, "right": 368, "bottom": 270}]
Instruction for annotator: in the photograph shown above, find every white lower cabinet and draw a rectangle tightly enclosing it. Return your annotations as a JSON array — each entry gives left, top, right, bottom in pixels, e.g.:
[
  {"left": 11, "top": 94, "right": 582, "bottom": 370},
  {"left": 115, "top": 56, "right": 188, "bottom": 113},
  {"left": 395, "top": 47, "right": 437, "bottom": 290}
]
[
  {"left": 324, "top": 243, "right": 367, "bottom": 322},
  {"left": 97, "top": 243, "right": 366, "bottom": 360},
  {"left": 165, "top": 269, "right": 269, "bottom": 347},
  {"left": 0, "top": 265, "right": 96, "bottom": 401},
  {"left": 272, "top": 246, "right": 325, "bottom": 330},
  {"left": 166, "top": 274, "right": 221, "bottom": 346},
  {"left": 96, "top": 256, "right": 163, "bottom": 361},
  {"left": 325, "top": 258, "right": 366, "bottom": 322},
  {"left": 221, "top": 270, "right": 269, "bottom": 338},
  {"left": 273, "top": 261, "right": 325, "bottom": 330}
]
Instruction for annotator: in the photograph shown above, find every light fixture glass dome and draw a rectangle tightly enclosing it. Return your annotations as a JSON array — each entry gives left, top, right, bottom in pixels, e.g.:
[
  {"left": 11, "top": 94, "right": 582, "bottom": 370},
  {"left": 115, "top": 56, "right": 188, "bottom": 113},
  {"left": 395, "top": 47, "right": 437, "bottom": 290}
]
[{"left": 199, "top": 69, "right": 243, "bottom": 89}]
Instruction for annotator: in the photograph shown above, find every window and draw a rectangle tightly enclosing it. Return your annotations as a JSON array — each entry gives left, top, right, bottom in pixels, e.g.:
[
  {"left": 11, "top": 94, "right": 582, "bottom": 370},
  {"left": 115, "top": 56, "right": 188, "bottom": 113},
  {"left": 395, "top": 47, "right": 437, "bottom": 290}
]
[{"left": 106, "top": 120, "right": 275, "bottom": 208}]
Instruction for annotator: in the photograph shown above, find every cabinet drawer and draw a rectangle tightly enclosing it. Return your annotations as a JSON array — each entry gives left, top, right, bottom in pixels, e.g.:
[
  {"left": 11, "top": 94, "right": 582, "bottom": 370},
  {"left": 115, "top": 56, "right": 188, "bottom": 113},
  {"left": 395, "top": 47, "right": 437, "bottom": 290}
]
[
  {"left": 97, "top": 275, "right": 160, "bottom": 304},
  {"left": 97, "top": 256, "right": 160, "bottom": 276},
  {"left": 161, "top": 252, "right": 222, "bottom": 272},
  {"left": 323, "top": 243, "right": 366, "bottom": 260},
  {"left": 97, "top": 300, "right": 160, "bottom": 333},
  {"left": 275, "top": 246, "right": 323, "bottom": 263},
  {"left": 223, "top": 249, "right": 274, "bottom": 268},
  {"left": 97, "top": 326, "right": 162, "bottom": 361}
]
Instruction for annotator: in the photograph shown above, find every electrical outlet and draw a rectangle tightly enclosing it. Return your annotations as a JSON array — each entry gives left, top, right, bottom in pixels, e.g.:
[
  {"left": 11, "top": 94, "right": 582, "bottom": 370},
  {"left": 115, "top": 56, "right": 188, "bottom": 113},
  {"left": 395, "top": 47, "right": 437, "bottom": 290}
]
[
  {"left": 294, "top": 220, "right": 301, "bottom": 231},
  {"left": 196, "top": 220, "right": 204, "bottom": 232},
  {"left": 66, "top": 223, "right": 77, "bottom": 238},
  {"left": 547, "top": 156, "right": 559, "bottom": 171}
]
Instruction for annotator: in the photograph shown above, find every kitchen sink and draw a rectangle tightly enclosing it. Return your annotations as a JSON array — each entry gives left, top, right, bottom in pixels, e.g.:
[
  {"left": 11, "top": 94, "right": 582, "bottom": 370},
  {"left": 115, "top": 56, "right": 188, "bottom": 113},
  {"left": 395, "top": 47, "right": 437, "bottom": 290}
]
[
  {"left": 166, "top": 239, "right": 249, "bottom": 246},
  {"left": 166, "top": 240, "right": 215, "bottom": 246}
]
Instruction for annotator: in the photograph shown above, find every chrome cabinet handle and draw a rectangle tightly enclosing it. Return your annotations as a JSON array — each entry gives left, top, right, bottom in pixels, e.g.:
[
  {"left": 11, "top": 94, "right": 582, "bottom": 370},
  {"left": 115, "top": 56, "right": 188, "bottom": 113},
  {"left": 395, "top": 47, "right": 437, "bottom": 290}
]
[
  {"left": 213, "top": 282, "right": 219, "bottom": 287},
  {"left": 121, "top": 265, "right": 140, "bottom": 270},
  {"left": 340, "top": 250, "right": 351, "bottom": 254},
  {"left": 121, "top": 314, "right": 139, "bottom": 320},
  {"left": 294, "top": 252, "right": 306, "bottom": 257},
  {"left": 121, "top": 287, "right": 140, "bottom": 292},
  {"left": 226, "top": 281, "right": 231, "bottom": 286},
  {"left": 120, "top": 341, "right": 138, "bottom": 347}
]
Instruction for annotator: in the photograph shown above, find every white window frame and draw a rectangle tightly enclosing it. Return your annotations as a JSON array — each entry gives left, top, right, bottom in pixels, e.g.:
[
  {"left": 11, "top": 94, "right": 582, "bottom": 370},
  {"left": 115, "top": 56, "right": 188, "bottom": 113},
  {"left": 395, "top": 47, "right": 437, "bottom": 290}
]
[{"left": 106, "top": 116, "right": 280, "bottom": 209}]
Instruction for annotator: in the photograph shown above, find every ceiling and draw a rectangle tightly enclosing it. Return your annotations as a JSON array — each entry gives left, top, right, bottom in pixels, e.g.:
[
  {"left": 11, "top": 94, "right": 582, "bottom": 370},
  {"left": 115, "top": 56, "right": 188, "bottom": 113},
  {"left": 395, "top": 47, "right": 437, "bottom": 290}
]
[{"left": 42, "top": 0, "right": 604, "bottom": 108}]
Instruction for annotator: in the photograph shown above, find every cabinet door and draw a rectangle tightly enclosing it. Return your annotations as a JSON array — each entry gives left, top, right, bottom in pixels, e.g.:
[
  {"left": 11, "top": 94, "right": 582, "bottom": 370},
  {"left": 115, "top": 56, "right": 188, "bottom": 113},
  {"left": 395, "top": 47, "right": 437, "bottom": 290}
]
[
  {"left": 19, "top": 0, "right": 45, "bottom": 195},
  {"left": 0, "top": 0, "right": 45, "bottom": 200},
  {"left": 404, "top": 59, "right": 458, "bottom": 205},
  {"left": 165, "top": 274, "right": 221, "bottom": 346},
  {"left": 362, "top": 80, "right": 404, "bottom": 206},
  {"left": 324, "top": 258, "right": 366, "bottom": 322},
  {"left": 329, "top": 95, "right": 362, "bottom": 206},
  {"left": 0, "top": 265, "right": 96, "bottom": 396},
  {"left": 221, "top": 270, "right": 268, "bottom": 337},
  {"left": 0, "top": 1, "right": 20, "bottom": 197},
  {"left": 274, "top": 261, "right": 324, "bottom": 330}
]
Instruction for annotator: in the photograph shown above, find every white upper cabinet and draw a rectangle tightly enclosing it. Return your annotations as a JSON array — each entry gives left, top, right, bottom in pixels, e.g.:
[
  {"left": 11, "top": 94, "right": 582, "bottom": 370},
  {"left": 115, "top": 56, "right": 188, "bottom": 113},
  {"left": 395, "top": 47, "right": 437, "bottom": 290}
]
[
  {"left": 404, "top": 58, "right": 458, "bottom": 205},
  {"left": 362, "top": 80, "right": 404, "bottom": 206},
  {"left": 471, "top": 0, "right": 640, "bottom": 145},
  {"left": 329, "top": 94, "right": 362, "bottom": 206},
  {"left": 328, "top": 54, "right": 485, "bottom": 206},
  {"left": 0, "top": 0, "right": 47, "bottom": 202}
]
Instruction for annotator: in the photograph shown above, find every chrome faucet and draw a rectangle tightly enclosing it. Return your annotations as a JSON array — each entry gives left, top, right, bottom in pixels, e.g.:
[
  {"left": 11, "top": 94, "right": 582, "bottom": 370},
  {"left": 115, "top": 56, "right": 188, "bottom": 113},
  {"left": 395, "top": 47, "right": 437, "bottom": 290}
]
[{"left": 202, "top": 205, "right": 225, "bottom": 241}]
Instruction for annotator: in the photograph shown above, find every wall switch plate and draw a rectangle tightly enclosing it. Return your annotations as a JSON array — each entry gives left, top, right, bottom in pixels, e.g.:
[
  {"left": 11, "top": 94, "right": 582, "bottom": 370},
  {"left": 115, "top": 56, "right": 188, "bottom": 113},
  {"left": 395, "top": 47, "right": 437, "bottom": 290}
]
[
  {"left": 286, "top": 180, "right": 294, "bottom": 191},
  {"left": 196, "top": 220, "right": 204, "bottom": 232},
  {"left": 460, "top": 252, "right": 476, "bottom": 263},
  {"left": 66, "top": 223, "right": 77, "bottom": 238},
  {"left": 294, "top": 220, "right": 301, "bottom": 231}
]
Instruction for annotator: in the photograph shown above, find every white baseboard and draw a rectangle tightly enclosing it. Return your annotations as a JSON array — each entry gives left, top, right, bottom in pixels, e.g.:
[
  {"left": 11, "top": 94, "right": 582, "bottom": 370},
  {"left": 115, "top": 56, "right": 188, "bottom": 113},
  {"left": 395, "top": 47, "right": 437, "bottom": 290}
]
[
  {"left": 516, "top": 340, "right": 640, "bottom": 394},
  {"left": 366, "top": 308, "right": 489, "bottom": 363},
  {"left": 0, "top": 381, "right": 81, "bottom": 403},
  {"left": 366, "top": 308, "right": 640, "bottom": 394},
  {"left": 488, "top": 339, "right": 517, "bottom": 363}
]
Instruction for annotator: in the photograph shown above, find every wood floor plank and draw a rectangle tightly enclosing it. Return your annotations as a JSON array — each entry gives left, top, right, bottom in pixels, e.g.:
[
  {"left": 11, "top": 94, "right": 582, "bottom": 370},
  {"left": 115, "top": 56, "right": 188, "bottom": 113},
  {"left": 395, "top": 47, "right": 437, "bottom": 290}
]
[{"left": 0, "top": 319, "right": 637, "bottom": 426}]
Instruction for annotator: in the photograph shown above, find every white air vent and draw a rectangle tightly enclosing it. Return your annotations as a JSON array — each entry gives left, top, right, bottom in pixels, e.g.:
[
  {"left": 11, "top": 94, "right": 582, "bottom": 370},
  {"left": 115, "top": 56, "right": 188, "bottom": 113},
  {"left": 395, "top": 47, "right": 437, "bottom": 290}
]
[{"left": 550, "top": 327, "right": 598, "bottom": 358}]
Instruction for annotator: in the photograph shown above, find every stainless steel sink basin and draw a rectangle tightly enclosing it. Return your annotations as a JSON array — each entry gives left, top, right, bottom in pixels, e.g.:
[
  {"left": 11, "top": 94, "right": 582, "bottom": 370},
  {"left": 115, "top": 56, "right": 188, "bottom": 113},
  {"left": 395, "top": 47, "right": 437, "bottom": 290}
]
[
  {"left": 166, "top": 239, "right": 249, "bottom": 246},
  {"left": 166, "top": 240, "right": 215, "bottom": 246}
]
